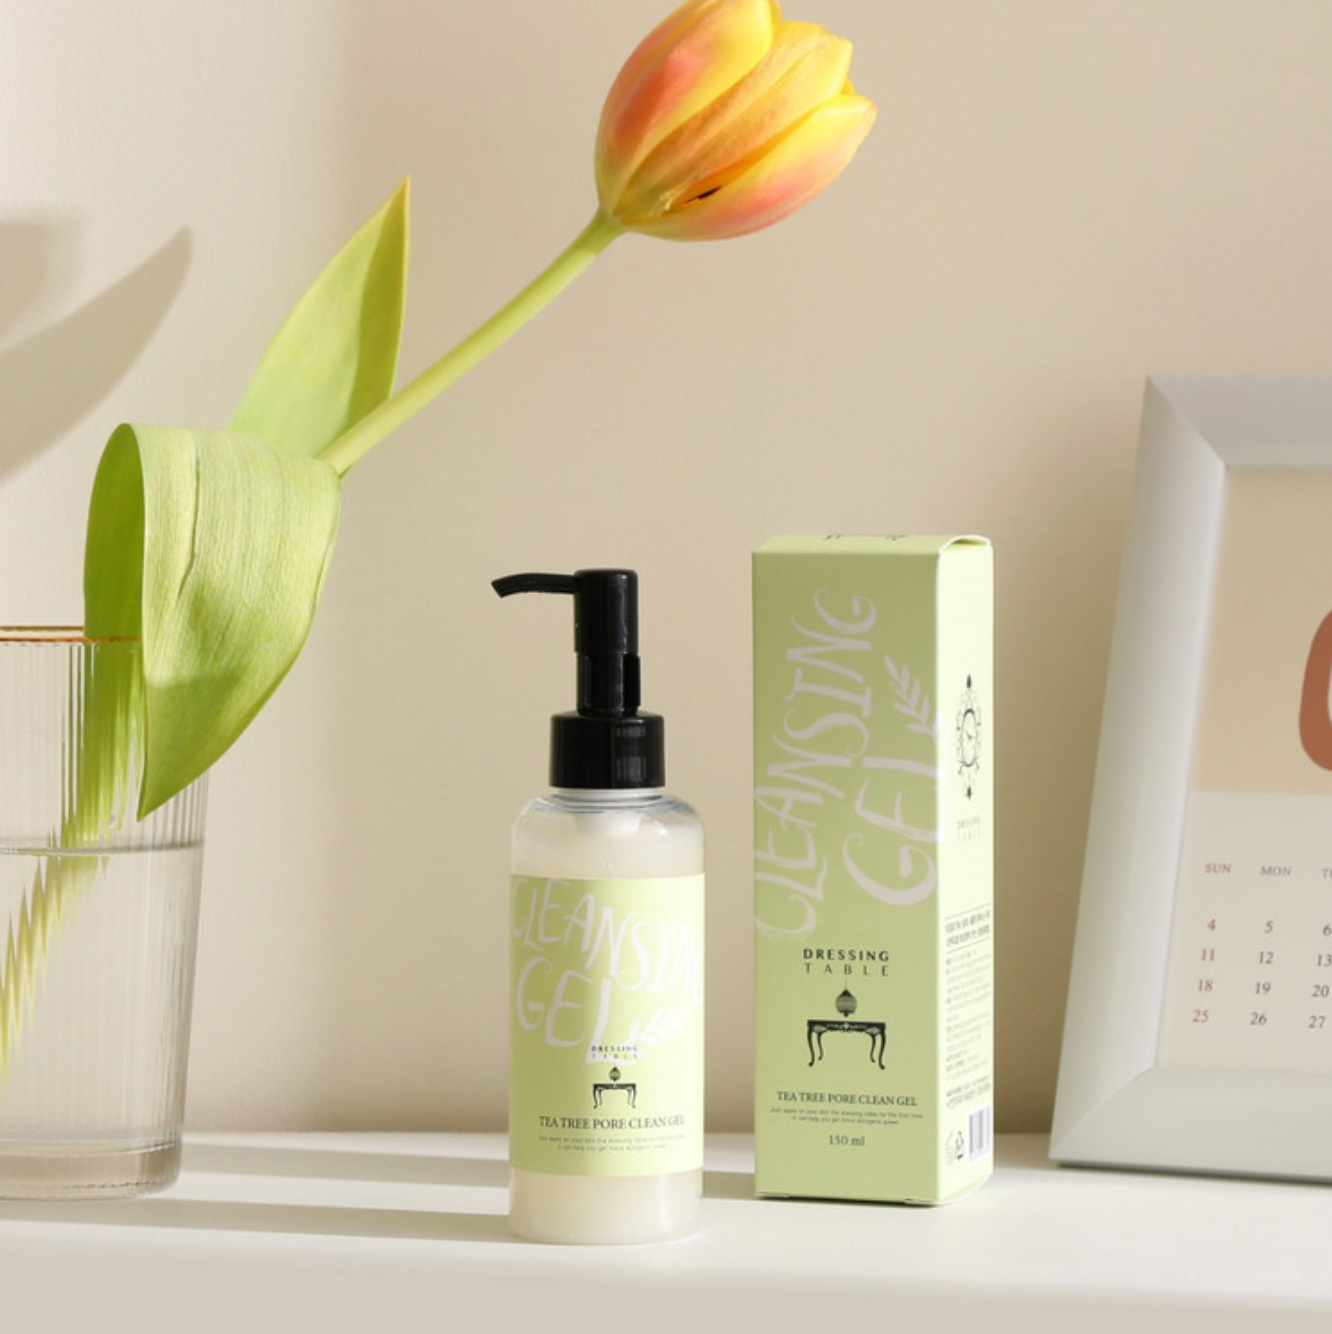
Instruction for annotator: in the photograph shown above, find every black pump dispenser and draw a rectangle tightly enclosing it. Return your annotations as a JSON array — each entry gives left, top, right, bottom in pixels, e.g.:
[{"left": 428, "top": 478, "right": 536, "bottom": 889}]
[{"left": 493, "top": 569, "right": 665, "bottom": 790}]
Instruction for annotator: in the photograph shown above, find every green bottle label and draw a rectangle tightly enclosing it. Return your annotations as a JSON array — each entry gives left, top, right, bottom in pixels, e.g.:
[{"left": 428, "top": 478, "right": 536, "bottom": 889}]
[{"left": 509, "top": 874, "right": 705, "bottom": 1177}]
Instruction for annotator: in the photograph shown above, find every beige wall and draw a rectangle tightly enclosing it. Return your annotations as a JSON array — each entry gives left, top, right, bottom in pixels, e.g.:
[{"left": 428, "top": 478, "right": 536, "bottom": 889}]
[{"left": 3, "top": 0, "right": 1332, "bottom": 1133}]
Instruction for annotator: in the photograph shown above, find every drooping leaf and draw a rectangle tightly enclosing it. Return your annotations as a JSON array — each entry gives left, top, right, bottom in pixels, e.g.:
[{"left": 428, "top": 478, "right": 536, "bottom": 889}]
[
  {"left": 76, "top": 183, "right": 411, "bottom": 817},
  {"left": 84, "top": 424, "right": 342, "bottom": 816},
  {"left": 229, "top": 179, "right": 410, "bottom": 457}
]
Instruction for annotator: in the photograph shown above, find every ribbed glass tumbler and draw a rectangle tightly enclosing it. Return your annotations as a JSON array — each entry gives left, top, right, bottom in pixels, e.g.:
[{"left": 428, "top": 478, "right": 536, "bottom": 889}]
[{"left": 0, "top": 628, "right": 208, "bottom": 1198}]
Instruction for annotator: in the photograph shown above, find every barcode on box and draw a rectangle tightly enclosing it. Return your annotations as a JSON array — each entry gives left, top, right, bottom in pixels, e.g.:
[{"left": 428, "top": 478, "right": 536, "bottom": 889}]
[{"left": 967, "top": 1105, "right": 993, "bottom": 1162}]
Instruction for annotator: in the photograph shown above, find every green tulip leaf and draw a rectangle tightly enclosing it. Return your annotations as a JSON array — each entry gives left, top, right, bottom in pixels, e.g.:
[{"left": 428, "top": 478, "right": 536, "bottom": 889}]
[
  {"left": 77, "top": 184, "right": 410, "bottom": 817},
  {"left": 84, "top": 424, "right": 342, "bottom": 816},
  {"left": 230, "top": 179, "right": 409, "bottom": 457}
]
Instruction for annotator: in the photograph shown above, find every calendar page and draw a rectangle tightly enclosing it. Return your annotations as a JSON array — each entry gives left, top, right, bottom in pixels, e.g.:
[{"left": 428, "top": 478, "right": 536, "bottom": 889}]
[
  {"left": 1157, "top": 471, "right": 1332, "bottom": 1074},
  {"left": 1158, "top": 793, "right": 1332, "bottom": 1072}
]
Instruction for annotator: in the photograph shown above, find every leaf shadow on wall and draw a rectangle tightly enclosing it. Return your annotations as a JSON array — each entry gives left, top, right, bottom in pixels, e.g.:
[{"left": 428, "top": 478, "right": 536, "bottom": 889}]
[{"left": 0, "top": 222, "right": 191, "bottom": 481}]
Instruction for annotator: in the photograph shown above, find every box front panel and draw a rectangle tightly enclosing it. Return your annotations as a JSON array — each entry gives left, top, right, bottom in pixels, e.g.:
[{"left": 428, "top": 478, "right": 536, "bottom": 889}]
[{"left": 753, "top": 542, "right": 949, "bottom": 1201}]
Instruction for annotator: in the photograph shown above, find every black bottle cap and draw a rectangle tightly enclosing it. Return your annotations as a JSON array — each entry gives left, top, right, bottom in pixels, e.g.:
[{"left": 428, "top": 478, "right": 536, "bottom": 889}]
[{"left": 492, "top": 569, "right": 665, "bottom": 789}]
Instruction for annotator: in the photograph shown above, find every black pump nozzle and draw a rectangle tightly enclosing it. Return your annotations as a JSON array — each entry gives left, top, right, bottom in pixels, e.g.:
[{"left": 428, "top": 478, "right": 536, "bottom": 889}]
[
  {"left": 493, "top": 569, "right": 665, "bottom": 790},
  {"left": 493, "top": 569, "right": 641, "bottom": 717}
]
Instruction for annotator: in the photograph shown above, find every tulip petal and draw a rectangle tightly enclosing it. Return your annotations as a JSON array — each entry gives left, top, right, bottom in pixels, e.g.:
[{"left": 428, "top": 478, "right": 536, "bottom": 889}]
[
  {"left": 614, "top": 21, "right": 854, "bottom": 228},
  {"left": 632, "top": 92, "right": 876, "bottom": 240},
  {"left": 596, "top": 0, "right": 777, "bottom": 213}
]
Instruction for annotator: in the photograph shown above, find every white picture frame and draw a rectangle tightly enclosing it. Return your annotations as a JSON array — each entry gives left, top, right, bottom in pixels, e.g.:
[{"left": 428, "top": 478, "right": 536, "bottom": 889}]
[{"left": 1050, "top": 374, "right": 1332, "bottom": 1182}]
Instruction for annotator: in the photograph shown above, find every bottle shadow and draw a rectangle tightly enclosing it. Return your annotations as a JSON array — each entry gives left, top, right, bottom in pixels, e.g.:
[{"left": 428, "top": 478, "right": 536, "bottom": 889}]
[
  {"left": 0, "top": 1192, "right": 514, "bottom": 1244},
  {"left": 0, "top": 1141, "right": 759, "bottom": 1241},
  {"left": 0, "top": 1140, "right": 515, "bottom": 1244},
  {"left": 0, "top": 221, "right": 191, "bottom": 480},
  {"left": 182, "top": 1139, "right": 508, "bottom": 1187}
]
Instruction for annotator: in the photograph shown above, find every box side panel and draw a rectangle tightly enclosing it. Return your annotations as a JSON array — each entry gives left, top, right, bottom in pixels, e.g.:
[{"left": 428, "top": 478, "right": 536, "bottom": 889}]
[{"left": 936, "top": 542, "right": 995, "bottom": 1199}]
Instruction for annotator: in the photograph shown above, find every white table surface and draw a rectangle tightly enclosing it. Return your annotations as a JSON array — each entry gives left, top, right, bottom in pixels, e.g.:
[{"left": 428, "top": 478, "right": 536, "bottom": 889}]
[{"left": 0, "top": 1133, "right": 1327, "bottom": 1333}]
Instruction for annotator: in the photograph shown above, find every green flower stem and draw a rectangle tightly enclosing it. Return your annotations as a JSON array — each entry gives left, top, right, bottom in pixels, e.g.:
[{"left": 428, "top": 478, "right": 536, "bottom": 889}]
[{"left": 318, "top": 209, "right": 623, "bottom": 477}]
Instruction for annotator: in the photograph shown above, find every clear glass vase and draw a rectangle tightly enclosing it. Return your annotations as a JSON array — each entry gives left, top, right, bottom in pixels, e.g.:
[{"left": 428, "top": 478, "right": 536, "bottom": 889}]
[{"left": 0, "top": 628, "right": 208, "bottom": 1198}]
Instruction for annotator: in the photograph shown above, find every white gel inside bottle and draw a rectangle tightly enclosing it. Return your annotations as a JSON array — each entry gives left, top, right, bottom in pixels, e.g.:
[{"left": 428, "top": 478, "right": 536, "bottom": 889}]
[{"left": 509, "top": 789, "right": 704, "bottom": 1245}]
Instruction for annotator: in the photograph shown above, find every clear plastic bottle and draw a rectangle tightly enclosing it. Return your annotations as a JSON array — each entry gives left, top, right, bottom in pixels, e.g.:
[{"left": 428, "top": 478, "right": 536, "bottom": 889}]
[
  {"left": 509, "top": 788, "right": 704, "bottom": 1243},
  {"left": 495, "top": 571, "right": 705, "bottom": 1245}
]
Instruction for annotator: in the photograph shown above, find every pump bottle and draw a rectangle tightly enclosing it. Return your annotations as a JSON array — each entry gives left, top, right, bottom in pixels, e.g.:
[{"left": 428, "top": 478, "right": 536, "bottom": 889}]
[{"left": 494, "top": 569, "right": 705, "bottom": 1244}]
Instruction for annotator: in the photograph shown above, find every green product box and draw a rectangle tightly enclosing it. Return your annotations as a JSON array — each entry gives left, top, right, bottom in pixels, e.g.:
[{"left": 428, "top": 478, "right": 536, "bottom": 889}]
[{"left": 752, "top": 535, "right": 994, "bottom": 1203}]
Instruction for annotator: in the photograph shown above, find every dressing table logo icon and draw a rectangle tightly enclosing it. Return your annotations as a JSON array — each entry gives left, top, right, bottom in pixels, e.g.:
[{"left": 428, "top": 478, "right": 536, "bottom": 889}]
[
  {"left": 806, "top": 988, "right": 886, "bottom": 1069},
  {"left": 592, "top": 1065, "right": 638, "bottom": 1109}
]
